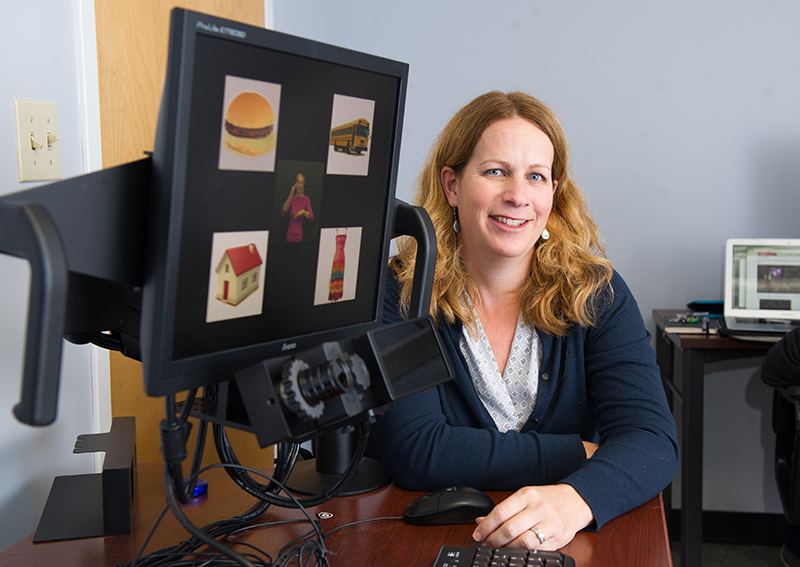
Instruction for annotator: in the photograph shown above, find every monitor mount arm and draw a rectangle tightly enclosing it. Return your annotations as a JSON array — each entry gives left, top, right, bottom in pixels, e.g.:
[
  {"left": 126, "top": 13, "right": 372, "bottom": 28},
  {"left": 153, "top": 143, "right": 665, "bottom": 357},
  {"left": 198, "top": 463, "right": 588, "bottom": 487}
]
[
  {"left": 0, "top": 159, "right": 438, "bottom": 428},
  {"left": 0, "top": 202, "right": 67, "bottom": 426},
  {"left": 392, "top": 198, "right": 436, "bottom": 319},
  {"left": 0, "top": 158, "right": 151, "bottom": 425}
]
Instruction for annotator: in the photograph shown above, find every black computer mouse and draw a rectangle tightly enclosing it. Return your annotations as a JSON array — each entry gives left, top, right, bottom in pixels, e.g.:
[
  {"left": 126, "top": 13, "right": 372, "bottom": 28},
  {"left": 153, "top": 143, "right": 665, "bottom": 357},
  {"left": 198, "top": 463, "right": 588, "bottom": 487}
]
[{"left": 403, "top": 486, "right": 495, "bottom": 526}]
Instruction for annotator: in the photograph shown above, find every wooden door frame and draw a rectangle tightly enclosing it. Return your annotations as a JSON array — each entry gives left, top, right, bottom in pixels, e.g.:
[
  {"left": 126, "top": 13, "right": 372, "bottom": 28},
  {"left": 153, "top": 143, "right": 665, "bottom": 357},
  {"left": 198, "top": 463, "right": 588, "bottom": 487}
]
[{"left": 79, "top": 0, "right": 270, "bottom": 464}]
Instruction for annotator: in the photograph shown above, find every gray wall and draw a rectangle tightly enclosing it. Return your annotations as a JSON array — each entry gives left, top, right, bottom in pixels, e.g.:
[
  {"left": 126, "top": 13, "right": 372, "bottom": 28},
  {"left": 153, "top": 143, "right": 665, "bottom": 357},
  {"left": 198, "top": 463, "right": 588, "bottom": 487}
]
[
  {"left": 274, "top": 1, "right": 799, "bottom": 514},
  {"left": 0, "top": 2, "right": 96, "bottom": 552},
  {"left": 0, "top": 2, "right": 793, "bottom": 553}
]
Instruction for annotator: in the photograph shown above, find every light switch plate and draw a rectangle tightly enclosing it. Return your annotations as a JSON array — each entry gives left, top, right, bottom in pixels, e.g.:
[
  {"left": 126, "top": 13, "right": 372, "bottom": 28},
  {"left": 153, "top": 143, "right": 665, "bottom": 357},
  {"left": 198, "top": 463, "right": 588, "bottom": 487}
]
[{"left": 13, "top": 99, "right": 62, "bottom": 182}]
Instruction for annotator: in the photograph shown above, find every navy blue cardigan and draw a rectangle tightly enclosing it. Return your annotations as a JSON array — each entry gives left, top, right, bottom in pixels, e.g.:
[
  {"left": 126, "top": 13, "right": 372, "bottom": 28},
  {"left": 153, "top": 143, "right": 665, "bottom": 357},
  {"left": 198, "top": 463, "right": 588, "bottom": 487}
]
[{"left": 372, "top": 270, "right": 679, "bottom": 529}]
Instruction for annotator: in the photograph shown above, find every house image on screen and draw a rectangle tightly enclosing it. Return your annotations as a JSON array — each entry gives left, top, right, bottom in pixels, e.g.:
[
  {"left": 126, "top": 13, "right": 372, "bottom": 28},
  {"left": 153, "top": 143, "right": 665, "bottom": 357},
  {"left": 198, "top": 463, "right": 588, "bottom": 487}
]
[{"left": 215, "top": 243, "right": 263, "bottom": 306}]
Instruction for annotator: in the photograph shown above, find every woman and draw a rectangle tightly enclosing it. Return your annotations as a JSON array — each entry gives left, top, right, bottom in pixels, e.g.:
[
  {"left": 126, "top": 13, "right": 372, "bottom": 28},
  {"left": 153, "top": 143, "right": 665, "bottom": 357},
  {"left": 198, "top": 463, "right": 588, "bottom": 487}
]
[
  {"left": 373, "top": 91, "right": 678, "bottom": 550},
  {"left": 281, "top": 173, "right": 313, "bottom": 243}
]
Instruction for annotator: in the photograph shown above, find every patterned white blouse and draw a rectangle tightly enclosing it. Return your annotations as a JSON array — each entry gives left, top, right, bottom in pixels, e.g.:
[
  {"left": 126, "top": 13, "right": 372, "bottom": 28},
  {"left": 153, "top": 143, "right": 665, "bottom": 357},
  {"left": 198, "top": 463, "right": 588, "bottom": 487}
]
[{"left": 459, "top": 308, "right": 542, "bottom": 433}]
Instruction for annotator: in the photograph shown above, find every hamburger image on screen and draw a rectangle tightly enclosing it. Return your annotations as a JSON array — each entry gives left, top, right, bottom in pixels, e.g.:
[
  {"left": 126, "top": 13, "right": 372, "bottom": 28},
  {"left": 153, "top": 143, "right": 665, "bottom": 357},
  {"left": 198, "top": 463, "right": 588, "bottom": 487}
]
[{"left": 223, "top": 91, "right": 276, "bottom": 157}]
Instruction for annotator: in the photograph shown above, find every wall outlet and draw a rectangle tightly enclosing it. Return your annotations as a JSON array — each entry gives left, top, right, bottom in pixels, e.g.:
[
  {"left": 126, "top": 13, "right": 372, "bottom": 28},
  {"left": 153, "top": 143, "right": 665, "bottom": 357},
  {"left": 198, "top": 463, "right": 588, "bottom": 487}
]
[{"left": 13, "top": 99, "right": 62, "bottom": 182}]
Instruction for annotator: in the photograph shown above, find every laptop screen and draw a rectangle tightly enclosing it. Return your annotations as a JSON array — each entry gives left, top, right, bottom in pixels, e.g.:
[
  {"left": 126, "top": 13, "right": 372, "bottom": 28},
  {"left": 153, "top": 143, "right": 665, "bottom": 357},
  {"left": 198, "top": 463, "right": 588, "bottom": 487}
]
[{"left": 724, "top": 238, "right": 800, "bottom": 320}]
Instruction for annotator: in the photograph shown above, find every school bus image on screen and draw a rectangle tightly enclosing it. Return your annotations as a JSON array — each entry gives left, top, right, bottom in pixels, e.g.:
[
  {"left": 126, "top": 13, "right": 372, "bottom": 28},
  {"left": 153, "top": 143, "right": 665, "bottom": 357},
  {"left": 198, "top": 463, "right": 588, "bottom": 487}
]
[{"left": 329, "top": 118, "right": 370, "bottom": 155}]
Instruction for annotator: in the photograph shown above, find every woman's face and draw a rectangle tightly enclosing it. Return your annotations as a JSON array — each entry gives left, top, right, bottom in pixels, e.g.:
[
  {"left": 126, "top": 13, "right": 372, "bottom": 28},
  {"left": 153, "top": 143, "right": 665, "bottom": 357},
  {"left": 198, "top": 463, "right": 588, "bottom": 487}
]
[{"left": 441, "top": 117, "right": 557, "bottom": 270}]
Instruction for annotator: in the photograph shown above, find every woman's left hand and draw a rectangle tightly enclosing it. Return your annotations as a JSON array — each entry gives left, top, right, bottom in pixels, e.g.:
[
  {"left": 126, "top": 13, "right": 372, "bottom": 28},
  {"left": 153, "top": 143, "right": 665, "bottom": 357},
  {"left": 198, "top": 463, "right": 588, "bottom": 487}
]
[{"left": 472, "top": 484, "right": 594, "bottom": 551}]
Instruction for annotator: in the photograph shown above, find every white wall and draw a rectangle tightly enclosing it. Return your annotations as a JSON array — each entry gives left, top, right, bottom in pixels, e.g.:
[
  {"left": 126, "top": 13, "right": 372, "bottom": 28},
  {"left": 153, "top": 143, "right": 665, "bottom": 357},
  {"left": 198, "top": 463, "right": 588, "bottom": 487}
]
[
  {"left": 0, "top": 2, "right": 791, "bottom": 554},
  {"left": 273, "top": 0, "right": 799, "bottom": 515},
  {"left": 0, "top": 2, "right": 98, "bottom": 552}
]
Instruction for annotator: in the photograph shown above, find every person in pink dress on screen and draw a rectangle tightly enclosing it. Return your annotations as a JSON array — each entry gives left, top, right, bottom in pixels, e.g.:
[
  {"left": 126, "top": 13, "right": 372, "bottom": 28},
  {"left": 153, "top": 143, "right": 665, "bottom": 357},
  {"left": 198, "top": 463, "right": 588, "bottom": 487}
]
[{"left": 281, "top": 173, "right": 314, "bottom": 243}]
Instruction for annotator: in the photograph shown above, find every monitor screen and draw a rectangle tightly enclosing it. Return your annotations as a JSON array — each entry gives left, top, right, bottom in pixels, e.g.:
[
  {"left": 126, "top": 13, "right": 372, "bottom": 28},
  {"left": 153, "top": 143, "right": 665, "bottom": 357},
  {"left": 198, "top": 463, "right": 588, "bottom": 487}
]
[
  {"left": 142, "top": 9, "right": 408, "bottom": 396},
  {"left": 725, "top": 238, "right": 800, "bottom": 319}
]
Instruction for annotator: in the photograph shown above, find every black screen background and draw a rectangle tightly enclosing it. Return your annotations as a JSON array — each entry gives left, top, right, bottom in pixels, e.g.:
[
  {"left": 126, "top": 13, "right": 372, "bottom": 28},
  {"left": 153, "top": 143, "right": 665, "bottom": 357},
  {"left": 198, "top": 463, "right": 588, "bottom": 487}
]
[{"left": 169, "top": 32, "right": 401, "bottom": 361}]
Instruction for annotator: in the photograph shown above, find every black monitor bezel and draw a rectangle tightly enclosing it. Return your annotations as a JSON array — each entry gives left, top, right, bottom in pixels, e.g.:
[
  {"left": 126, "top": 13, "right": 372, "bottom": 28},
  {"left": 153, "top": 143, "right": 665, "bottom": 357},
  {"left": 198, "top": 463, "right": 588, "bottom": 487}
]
[{"left": 141, "top": 9, "right": 408, "bottom": 397}]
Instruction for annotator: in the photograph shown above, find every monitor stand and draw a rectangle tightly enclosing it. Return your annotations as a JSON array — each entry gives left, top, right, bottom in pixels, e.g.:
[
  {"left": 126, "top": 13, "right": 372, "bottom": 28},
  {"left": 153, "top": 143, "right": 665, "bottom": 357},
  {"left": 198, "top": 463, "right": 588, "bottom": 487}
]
[
  {"left": 286, "top": 426, "right": 390, "bottom": 496},
  {"left": 33, "top": 416, "right": 137, "bottom": 542}
]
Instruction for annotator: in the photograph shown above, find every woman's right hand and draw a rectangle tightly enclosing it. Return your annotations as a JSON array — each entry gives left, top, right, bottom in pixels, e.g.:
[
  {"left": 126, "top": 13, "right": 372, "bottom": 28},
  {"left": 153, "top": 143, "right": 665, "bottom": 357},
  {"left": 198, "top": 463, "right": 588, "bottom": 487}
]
[
  {"left": 472, "top": 483, "right": 594, "bottom": 551},
  {"left": 583, "top": 441, "right": 598, "bottom": 458}
]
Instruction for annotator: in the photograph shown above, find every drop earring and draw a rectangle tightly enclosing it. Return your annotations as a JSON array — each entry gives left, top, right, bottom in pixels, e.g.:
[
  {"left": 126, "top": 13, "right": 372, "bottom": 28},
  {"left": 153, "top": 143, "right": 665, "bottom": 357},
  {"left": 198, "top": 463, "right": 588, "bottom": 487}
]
[
  {"left": 453, "top": 208, "right": 460, "bottom": 233},
  {"left": 541, "top": 228, "right": 550, "bottom": 241}
]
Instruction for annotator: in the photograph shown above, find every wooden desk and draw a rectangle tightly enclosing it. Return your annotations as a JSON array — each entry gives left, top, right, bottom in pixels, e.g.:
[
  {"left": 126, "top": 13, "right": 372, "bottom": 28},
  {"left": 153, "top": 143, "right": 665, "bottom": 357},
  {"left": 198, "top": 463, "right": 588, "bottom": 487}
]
[
  {"left": 653, "top": 309, "right": 773, "bottom": 567},
  {"left": 2, "top": 462, "right": 672, "bottom": 566}
]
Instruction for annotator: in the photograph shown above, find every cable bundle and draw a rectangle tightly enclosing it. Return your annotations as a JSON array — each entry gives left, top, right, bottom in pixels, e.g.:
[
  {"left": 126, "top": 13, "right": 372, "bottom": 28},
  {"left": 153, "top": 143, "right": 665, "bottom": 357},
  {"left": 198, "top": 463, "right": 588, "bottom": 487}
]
[{"left": 120, "top": 389, "right": 373, "bottom": 567}]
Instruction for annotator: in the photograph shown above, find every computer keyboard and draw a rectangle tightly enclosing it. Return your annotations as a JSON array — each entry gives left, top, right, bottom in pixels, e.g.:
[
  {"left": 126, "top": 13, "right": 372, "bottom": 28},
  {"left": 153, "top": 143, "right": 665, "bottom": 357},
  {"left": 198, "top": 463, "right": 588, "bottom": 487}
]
[{"left": 432, "top": 545, "right": 576, "bottom": 567}]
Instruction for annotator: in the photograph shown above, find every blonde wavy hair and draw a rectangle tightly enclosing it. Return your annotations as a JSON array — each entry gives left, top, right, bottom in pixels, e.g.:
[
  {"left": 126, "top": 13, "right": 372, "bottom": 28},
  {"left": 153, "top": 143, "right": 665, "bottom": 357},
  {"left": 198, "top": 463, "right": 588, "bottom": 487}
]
[{"left": 391, "top": 91, "right": 613, "bottom": 336}]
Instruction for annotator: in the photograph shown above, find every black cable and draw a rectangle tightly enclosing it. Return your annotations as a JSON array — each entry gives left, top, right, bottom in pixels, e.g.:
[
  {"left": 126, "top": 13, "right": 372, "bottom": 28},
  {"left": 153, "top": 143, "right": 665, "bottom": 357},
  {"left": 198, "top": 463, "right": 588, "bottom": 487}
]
[
  {"left": 162, "top": 464, "right": 256, "bottom": 567},
  {"left": 167, "top": 463, "right": 329, "bottom": 567},
  {"left": 182, "top": 394, "right": 206, "bottom": 499},
  {"left": 213, "top": 424, "right": 275, "bottom": 493},
  {"left": 127, "top": 503, "right": 170, "bottom": 567},
  {"left": 323, "top": 515, "right": 404, "bottom": 537},
  {"left": 275, "top": 538, "right": 326, "bottom": 567},
  {"left": 160, "top": 389, "right": 213, "bottom": 506},
  {"left": 261, "top": 516, "right": 405, "bottom": 560},
  {"left": 162, "top": 394, "right": 194, "bottom": 505},
  {"left": 223, "top": 539, "right": 273, "bottom": 566},
  {"left": 221, "top": 515, "right": 408, "bottom": 567},
  {"left": 123, "top": 420, "right": 290, "bottom": 566},
  {"left": 125, "top": 460, "right": 399, "bottom": 567},
  {"left": 125, "top": 496, "right": 272, "bottom": 567},
  {"left": 277, "top": 526, "right": 321, "bottom": 558},
  {"left": 217, "top": 463, "right": 329, "bottom": 559},
  {"left": 214, "top": 419, "right": 372, "bottom": 509},
  {"left": 126, "top": 391, "right": 369, "bottom": 566},
  {"left": 126, "top": 392, "right": 261, "bottom": 567},
  {"left": 179, "top": 389, "right": 197, "bottom": 423}
]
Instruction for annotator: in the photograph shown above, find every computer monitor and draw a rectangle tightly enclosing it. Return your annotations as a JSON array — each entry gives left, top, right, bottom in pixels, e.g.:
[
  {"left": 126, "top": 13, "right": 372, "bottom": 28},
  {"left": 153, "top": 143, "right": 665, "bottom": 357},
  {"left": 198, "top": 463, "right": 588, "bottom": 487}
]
[
  {"left": 724, "top": 238, "right": 800, "bottom": 318},
  {"left": 1, "top": 9, "right": 450, "bottom": 442},
  {"left": 142, "top": 9, "right": 411, "bottom": 399}
]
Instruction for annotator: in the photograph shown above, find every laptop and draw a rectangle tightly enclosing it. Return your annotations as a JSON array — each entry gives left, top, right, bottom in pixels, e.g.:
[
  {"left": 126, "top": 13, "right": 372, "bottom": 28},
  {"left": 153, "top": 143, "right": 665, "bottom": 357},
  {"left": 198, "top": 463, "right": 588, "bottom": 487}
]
[{"left": 723, "top": 238, "right": 800, "bottom": 334}]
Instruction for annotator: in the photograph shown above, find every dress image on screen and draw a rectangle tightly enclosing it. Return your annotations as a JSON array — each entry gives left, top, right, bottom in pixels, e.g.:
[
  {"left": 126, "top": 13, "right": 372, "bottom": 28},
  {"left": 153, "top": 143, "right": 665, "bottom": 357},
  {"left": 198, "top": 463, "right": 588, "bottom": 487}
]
[
  {"left": 326, "top": 94, "right": 375, "bottom": 176},
  {"left": 206, "top": 231, "right": 269, "bottom": 323},
  {"left": 218, "top": 75, "right": 281, "bottom": 172},
  {"left": 328, "top": 229, "right": 347, "bottom": 301},
  {"left": 314, "top": 227, "right": 361, "bottom": 305}
]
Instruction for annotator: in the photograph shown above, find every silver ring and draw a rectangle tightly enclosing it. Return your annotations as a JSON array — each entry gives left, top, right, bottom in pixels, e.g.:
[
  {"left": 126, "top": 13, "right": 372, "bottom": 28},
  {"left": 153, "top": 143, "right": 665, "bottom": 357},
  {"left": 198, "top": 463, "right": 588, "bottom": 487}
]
[{"left": 530, "top": 526, "right": 545, "bottom": 544}]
